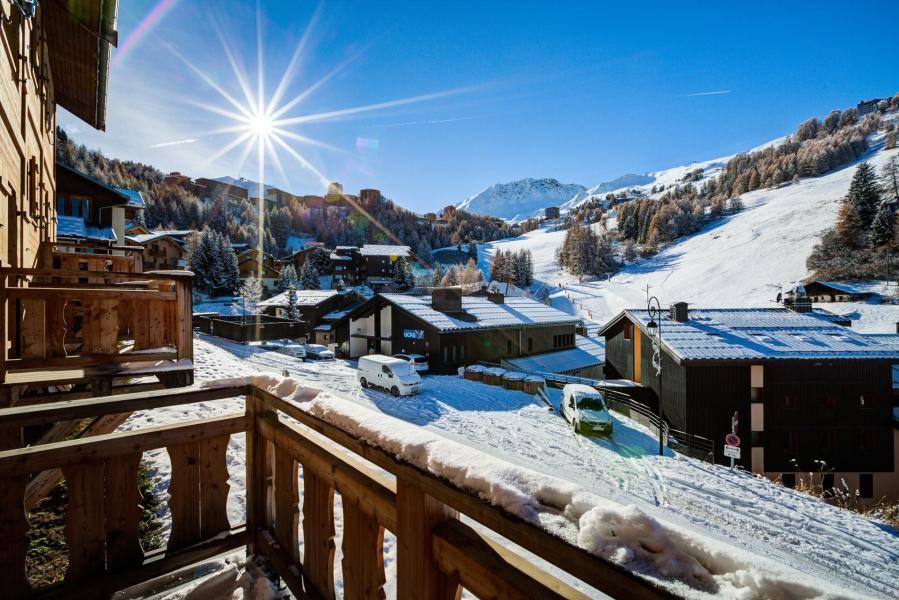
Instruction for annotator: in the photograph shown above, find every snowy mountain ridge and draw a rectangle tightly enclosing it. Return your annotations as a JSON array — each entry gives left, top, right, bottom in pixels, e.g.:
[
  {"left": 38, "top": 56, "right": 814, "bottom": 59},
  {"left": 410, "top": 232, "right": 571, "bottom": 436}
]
[{"left": 455, "top": 177, "right": 586, "bottom": 221}]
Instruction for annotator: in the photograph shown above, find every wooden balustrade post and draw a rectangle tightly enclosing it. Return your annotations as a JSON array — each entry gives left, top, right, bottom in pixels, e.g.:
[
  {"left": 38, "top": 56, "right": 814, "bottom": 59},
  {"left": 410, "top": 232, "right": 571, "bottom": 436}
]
[
  {"left": 0, "top": 475, "right": 29, "bottom": 597},
  {"left": 273, "top": 448, "right": 299, "bottom": 563},
  {"left": 247, "top": 389, "right": 274, "bottom": 556},
  {"left": 174, "top": 277, "right": 193, "bottom": 361},
  {"left": 1, "top": 271, "right": 7, "bottom": 385},
  {"left": 342, "top": 497, "right": 386, "bottom": 600},
  {"left": 396, "top": 479, "right": 461, "bottom": 600},
  {"left": 302, "top": 469, "right": 336, "bottom": 599}
]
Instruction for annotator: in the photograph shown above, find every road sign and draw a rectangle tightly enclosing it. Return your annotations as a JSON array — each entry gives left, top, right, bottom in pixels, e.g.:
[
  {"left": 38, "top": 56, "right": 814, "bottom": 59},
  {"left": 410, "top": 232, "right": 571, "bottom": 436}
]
[
  {"left": 724, "top": 445, "right": 741, "bottom": 459},
  {"left": 725, "top": 433, "right": 741, "bottom": 447}
]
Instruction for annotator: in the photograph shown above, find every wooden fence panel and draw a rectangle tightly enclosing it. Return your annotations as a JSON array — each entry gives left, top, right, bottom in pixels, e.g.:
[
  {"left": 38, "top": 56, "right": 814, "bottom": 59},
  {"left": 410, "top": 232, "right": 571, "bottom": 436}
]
[
  {"left": 148, "top": 300, "right": 165, "bottom": 348},
  {"left": 104, "top": 454, "right": 143, "bottom": 570},
  {"left": 0, "top": 475, "right": 29, "bottom": 597},
  {"left": 302, "top": 470, "right": 336, "bottom": 600},
  {"left": 342, "top": 497, "right": 386, "bottom": 600},
  {"left": 199, "top": 436, "right": 231, "bottom": 539},
  {"left": 64, "top": 462, "right": 107, "bottom": 581},
  {"left": 132, "top": 300, "right": 150, "bottom": 350},
  {"left": 273, "top": 447, "right": 299, "bottom": 563},
  {"left": 167, "top": 441, "right": 201, "bottom": 551}
]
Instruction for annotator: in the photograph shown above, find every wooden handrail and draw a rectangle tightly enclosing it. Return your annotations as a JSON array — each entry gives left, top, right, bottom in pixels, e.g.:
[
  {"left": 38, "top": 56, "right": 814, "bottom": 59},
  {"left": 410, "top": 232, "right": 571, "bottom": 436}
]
[
  {"left": 5, "top": 287, "right": 176, "bottom": 301},
  {"left": 0, "top": 267, "right": 194, "bottom": 281},
  {"left": 43, "top": 240, "right": 146, "bottom": 253}
]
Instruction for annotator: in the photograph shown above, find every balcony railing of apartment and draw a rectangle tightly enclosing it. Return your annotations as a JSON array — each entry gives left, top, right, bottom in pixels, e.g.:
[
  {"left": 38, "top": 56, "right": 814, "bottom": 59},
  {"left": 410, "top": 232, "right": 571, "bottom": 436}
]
[
  {"left": 39, "top": 241, "right": 143, "bottom": 276},
  {"left": 0, "top": 383, "right": 674, "bottom": 599},
  {"left": 0, "top": 264, "right": 193, "bottom": 387}
]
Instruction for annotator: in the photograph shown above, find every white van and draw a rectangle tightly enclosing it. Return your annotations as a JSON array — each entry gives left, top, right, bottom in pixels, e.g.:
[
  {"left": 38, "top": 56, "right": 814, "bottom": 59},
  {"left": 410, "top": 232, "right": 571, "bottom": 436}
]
[
  {"left": 560, "top": 384, "right": 613, "bottom": 435},
  {"left": 358, "top": 354, "right": 422, "bottom": 397}
]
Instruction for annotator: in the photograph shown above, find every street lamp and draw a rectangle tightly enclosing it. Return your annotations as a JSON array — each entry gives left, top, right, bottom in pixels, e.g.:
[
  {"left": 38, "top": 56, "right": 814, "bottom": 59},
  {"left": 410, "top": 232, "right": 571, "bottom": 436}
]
[{"left": 646, "top": 296, "right": 664, "bottom": 456}]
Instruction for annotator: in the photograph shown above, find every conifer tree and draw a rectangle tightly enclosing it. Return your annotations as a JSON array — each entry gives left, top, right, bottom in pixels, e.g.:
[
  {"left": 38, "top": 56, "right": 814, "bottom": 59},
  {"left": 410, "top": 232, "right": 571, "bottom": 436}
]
[
  {"left": 238, "top": 276, "right": 262, "bottom": 315},
  {"left": 870, "top": 202, "right": 895, "bottom": 247},
  {"left": 431, "top": 263, "right": 443, "bottom": 287},
  {"left": 466, "top": 242, "right": 477, "bottom": 262},
  {"left": 278, "top": 264, "right": 299, "bottom": 291},
  {"left": 299, "top": 260, "right": 320, "bottom": 290},
  {"left": 392, "top": 257, "right": 414, "bottom": 289},
  {"left": 845, "top": 161, "right": 881, "bottom": 229},
  {"left": 285, "top": 287, "right": 301, "bottom": 321}
]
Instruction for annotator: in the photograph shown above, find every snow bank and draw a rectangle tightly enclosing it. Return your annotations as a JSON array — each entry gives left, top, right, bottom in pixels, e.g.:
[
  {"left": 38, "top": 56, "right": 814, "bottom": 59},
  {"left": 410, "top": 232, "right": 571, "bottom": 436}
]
[{"left": 202, "top": 375, "right": 856, "bottom": 599}]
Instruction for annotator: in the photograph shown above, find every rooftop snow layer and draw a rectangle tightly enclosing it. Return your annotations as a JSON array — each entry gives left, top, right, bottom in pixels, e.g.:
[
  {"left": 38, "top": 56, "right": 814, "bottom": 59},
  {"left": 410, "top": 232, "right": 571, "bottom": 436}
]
[
  {"left": 258, "top": 289, "right": 338, "bottom": 308},
  {"left": 56, "top": 215, "right": 87, "bottom": 238},
  {"left": 506, "top": 335, "right": 605, "bottom": 374},
  {"left": 382, "top": 293, "right": 581, "bottom": 331},
  {"left": 114, "top": 187, "right": 145, "bottom": 208},
  {"left": 359, "top": 244, "right": 411, "bottom": 257},
  {"left": 619, "top": 308, "right": 899, "bottom": 361},
  {"left": 128, "top": 230, "right": 193, "bottom": 244}
]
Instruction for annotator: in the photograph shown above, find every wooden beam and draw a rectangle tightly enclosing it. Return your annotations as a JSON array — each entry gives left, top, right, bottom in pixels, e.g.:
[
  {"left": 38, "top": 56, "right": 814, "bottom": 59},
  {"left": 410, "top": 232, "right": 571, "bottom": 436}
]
[
  {"left": 253, "top": 387, "right": 672, "bottom": 600},
  {"left": 5, "top": 351, "right": 179, "bottom": 371},
  {"left": 1, "top": 267, "right": 189, "bottom": 282},
  {"left": 432, "top": 520, "right": 591, "bottom": 600},
  {"left": 0, "top": 385, "right": 248, "bottom": 428},
  {"left": 0, "top": 414, "right": 248, "bottom": 478},
  {"left": 4, "top": 287, "right": 176, "bottom": 301},
  {"left": 253, "top": 529, "right": 310, "bottom": 600}
]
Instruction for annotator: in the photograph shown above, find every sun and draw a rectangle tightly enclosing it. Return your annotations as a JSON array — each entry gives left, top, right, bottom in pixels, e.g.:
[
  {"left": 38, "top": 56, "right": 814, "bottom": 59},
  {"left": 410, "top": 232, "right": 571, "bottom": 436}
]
[{"left": 247, "top": 110, "right": 274, "bottom": 138}]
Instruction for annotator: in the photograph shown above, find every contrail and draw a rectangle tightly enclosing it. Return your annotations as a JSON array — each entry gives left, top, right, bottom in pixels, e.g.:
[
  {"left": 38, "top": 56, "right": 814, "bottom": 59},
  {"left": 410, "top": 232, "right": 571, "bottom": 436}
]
[
  {"left": 371, "top": 116, "right": 475, "bottom": 128},
  {"left": 148, "top": 138, "right": 198, "bottom": 148},
  {"left": 677, "top": 90, "right": 731, "bottom": 97}
]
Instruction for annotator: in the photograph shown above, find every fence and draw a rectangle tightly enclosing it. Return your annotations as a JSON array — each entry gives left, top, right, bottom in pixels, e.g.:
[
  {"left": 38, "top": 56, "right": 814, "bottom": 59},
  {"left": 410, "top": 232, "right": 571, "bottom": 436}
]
[{"left": 0, "top": 383, "right": 675, "bottom": 598}]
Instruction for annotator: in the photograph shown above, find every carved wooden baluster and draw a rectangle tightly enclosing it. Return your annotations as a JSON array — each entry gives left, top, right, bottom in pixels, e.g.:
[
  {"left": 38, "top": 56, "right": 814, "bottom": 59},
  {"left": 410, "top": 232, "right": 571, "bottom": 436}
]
[
  {"left": 45, "top": 298, "right": 67, "bottom": 358},
  {"left": 20, "top": 297, "right": 45, "bottom": 359},
  {"left": 132, "top": 299, "right": 150, "bottom": 351},
  {"left": 97, "top": 299, "right": 119, "bottom": 355},
  {"left": 63, "top": 462, "right": 107, "bottom": 582},
  {"left": 199, "top": 435, "right": 231, "bottom": 538},
  {"left": 397, "top": 480, "right": 461, "bottom": 600},
  {"left": 104, "top": 455, "right": 143, "bottom": 570},
  {"left": 273, "top": 447, "right": 299, "bottom": 562},
  {"left": 302, "top": 469, "right": 336, "bottom": 599},
  {"left": 167, "top": 441, "right": 201, "bottom": 551},
  {"left": 0, "top": 475, "right": 29, "bottom": 596},
  {"left": 342, "top": 497, "right": 386, "bottom": 600},
  {"left": 148, "top": 300, "right": 165, "bottom": 348}
]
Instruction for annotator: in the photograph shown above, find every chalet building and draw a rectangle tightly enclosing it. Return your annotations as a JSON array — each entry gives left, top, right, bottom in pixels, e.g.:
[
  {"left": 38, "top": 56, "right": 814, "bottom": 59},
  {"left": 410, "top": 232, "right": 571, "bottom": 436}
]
[
  {"left": 802, "top": 281, "right": 874, "bottom": 303},
  {"left": 55, "top": 163, "right": 143, "bottom": 248},
  {"left": 543, "top": 206, "right": 561, "bottom": 220},
  {"left": 236, "top": 247, "right": 282, "bottom": 293},
  {"left": 163, "top": 171, "right": 206, "bottom": 197},
  {"left": 330, "top": 246, "right": 364, "bottom": 285},
  {"left": 127, "top": 230, "right": 192, "bottom": 271},
  {"left": 342, "top": 289, "right": 582, "bottom": 372},
  {"left": 359, "top": 188, "right": 382, "bottom": 207},
  {"left": 259, "top": 289, "right": 363, "bottom": 331},
  {"left": 442, "top": 205, "right": 457, "bottom": 220},
  {"left": 360, "top": 244, "right": 412, "bottom": 284},
  {"left": 281, "top": 245, "right": 319, "bottom": 273},
  {"left": 599, "top": 303, "right": 899, "bottom": 502},
  {"left": 857, "top": 98, "right": 882, "bottom": 117}
]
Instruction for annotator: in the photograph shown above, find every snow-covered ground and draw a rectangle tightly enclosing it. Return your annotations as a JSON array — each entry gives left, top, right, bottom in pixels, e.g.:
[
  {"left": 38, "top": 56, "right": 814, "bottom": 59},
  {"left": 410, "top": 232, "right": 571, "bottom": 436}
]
[
  {"left": 480, "top": 138, "right": 899, "bottom": 333},
  {"left": 126, "top": 337, "right": 899, "bottom": 598}
]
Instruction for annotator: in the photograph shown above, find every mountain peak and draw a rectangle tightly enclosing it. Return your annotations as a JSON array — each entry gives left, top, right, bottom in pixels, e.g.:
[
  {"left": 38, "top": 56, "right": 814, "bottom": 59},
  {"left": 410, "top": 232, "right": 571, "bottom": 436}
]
[{"left": 456, "top": 177, "right": 586, "bottom": 221}]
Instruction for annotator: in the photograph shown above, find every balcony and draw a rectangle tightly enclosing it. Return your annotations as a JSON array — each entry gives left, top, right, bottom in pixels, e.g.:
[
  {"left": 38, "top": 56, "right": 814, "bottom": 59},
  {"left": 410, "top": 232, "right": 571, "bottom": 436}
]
[
  {"left": 1, "top": 241, "right": 194, "bottom": 398},
  {"left": 0, "top": 383, "right": 671, "bottom": 599}
]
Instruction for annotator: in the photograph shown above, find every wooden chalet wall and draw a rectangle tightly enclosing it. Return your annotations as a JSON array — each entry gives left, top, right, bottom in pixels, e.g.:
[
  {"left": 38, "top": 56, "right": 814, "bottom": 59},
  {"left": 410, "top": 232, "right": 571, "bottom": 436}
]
[{"left": 1, "top": 2, "right": 56, "bottom": 271}]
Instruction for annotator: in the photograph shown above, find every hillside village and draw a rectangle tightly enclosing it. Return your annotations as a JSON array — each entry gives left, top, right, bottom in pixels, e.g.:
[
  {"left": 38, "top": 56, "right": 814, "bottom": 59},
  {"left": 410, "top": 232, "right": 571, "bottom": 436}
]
[{"left": 1, "top": 1, "right": 898, "bottom": 599}]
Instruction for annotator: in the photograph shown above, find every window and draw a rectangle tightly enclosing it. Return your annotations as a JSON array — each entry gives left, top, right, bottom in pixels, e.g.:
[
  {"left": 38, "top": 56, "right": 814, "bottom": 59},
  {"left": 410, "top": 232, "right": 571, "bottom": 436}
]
[
  {"left": 70, "top": 196, "right": 91, "bottom": 220},
  {"left": 381, "top": 365, "right": 391, "bottom": 374},
  {"left": 783, "top": 394, "right": 798, "bottom": 409},
  {"left": 623, "top": 322, "right": 632, "bottom": 341},
  {"left": 821, "top": 473, "right": 834, "bottom": 493},
  {"left": 528, "top": 337, "right": 533, "bottom": 352},
  {"left": 750, "top": 431, "right": 765, "bottom": 446},
  {"left": 56, "top": 194, "right": 66, "bottom": 215},
  {"left": 506, "top": 340, "right": 512, "bottom": 355},
  {"left": 781, "top": 473, "right": 796, "bottom": 489},
  {"left": 859, "top": 474, "right": 873, "bottom": 499},
  {"left": 750, "top": 388, "right": 765, "bottom": 403}
]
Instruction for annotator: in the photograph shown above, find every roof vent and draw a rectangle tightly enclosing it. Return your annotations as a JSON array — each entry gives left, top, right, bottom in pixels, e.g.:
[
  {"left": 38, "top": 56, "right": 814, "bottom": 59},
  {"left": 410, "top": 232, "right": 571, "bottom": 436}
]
[
  {"left": 487, "top": 290, "right": 505, "bottom": 304},
  {"left": 669, "top": 302, "right": 689, "bottom": 323},
  {"left": 784, "top": 286, "right": 812, "bottom": 313},
  {"left": 432, "top": 288, "right": 462, "bottom": 313}
]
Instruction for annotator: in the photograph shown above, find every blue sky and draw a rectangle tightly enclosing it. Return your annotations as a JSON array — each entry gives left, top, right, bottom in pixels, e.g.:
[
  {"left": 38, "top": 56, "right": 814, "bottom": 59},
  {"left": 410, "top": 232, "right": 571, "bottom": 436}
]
[{"left": 60, "top": 0, "right": 899, "bottom": 212}]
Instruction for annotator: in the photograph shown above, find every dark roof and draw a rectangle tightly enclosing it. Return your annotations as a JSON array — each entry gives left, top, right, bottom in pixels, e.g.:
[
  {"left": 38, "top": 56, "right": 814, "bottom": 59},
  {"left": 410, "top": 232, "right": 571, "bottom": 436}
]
[{"left": 56, "top": 162, "right": 129, "bottom": 205}]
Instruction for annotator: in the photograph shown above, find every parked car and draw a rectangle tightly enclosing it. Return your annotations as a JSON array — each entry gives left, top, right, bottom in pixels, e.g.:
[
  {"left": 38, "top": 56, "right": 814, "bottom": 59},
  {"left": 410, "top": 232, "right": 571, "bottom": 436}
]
[
  {"left": 357, "top": 354, "right": 422, "bottom": 397},
  {"left": 276, "top": 343, "right": 307, "bottom": 359},
  {"left": 305, "top": 344, "right": 335, "bottom": 360},
  {"left": 560, "top": 384, "right": 613, "bottom": 435},
  {"left": 392, "top": 353, "right": 429, "bottom": 372}
]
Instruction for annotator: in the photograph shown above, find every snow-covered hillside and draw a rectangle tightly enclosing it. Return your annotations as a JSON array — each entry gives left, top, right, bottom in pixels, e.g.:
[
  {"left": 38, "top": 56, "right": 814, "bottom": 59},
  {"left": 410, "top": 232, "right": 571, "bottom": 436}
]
[
  {"left": 481, "top": 133, "right": 898, "bottom": 332},
  {"left": 456, "top": 178, "right": 586, "bottom": 221}
]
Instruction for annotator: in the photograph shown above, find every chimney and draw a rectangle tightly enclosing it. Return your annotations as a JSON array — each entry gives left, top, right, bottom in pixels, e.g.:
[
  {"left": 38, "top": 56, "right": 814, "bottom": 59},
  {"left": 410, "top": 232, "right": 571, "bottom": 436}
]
[
  {"left": 669, "top": 302, "right": 689, "bottom": 323},
  {"left": 432, "top": 287, "right": 462, "bottom": 313},
  {"left": 784, "top": 286, "right": 812, "bottom": 313},
  {"left": 487, "top": 290, "right": 504, "bottom": 304}
]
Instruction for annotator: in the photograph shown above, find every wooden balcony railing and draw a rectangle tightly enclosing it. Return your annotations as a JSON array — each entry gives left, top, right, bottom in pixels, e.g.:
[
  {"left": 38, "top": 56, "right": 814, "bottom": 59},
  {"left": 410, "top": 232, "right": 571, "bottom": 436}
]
[
  {"left": 39, "top": 241, "right": 143, "bottom": 278},
  {"left": 0, "top": 383, "right": 673, "bottom": 599},
  {"left": 0, "top": 267, "right": 193, "bottom": 384}
]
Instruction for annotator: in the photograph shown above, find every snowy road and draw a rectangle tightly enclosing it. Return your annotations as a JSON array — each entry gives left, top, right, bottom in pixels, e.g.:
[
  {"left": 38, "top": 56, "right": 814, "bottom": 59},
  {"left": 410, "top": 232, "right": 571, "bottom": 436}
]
[{"left": 185, "top": 336, "right": 899, "bottom": 598}]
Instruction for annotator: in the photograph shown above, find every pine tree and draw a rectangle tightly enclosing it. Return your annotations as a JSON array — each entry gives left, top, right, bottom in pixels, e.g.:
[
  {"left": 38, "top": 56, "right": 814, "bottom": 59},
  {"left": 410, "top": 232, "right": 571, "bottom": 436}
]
[
  {"left": 212, "top": 232, "right": 240, "bottom": 294},
  {"left": 835, "top": 201, "right": 864, "bottom": 248},
  {"left": 392, "top": 257, "right": 414, "bottom": 289},
  {"left": 299, "top": 260, "right": 320, "bottom": 290},
  {"left": 238, "top": 276, "right": 263, "bottom": 315},
  {"left": 189, "top": 230, "right": 215, "bottom": 293},
  {"left": 278, "top": 264, "right": 299, "bottom": 291},
  {"left": 466, "top": 242, "right": 477, "bottom": 262},
  {"left": 845, "top": 161, "right": 881, "bottom": 230},
  {"left": 431, "top": 263, "right": 443, "bottom": 287},
  {"left": 489, "top": 251, "right": 505, "bottom": 282},
  {"left": 285, "top": 287, "right": 301, "bottom": 321},
  {"left": 881, "top": 157, "right": 899, "bottom": 202},
  {"left": 439, "top": 268, "right": 457, "bottom": 287},
  {"left": 869, "top": 202, "right": 895, "bottom": 246},
  {"left": 728, "top": 197, "right": 744, "bottom": 214}
]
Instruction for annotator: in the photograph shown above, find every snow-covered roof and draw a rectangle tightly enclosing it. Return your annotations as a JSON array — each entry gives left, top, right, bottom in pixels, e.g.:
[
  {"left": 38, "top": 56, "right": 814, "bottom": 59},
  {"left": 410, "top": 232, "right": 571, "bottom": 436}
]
[
  {"left": 258, "top": 289, "right": 338, "bottom": 308},
  {"left": 506, "top": 335, "right": 605, "bottom": 374},
  {"left": 114, "top": 187, "right": 145, "bottom": 208},
  {"left": 57, "top": 215, "right": 117, "bottom": 242},
  {"left": 485, "top": 281, "right": 526, "bottom": 297},
  {"left": 360, "top": 244, "right": 411, "bottom": 257},
  {"left": 330, "top": 253, "right": 352, "bottom": 261},
  {"left": 128, "top": 230, "right": 193, "bottom": 244},
  {"left": 807, "top": 280, "right": 874, "bottom": 295},
  {"left": 611, "top": 308, "right": 899, "bottom": 362},
  {"left": 380, "top": 293, "right": 581, "bottom": 332}
]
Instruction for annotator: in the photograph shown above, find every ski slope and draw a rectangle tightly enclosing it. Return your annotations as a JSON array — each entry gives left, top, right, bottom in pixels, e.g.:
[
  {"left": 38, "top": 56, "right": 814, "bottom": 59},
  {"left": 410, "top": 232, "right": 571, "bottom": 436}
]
[
  {"left": 481, "top": 138, "right": 899, "bottom": 333},
  {"left": 130, "top": 338, "right": 899, "bottom": 598}
]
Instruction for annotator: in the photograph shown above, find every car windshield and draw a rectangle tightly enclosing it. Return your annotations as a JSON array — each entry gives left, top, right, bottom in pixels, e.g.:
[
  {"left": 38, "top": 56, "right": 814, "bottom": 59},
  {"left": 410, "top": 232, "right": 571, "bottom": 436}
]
[
  {"left": 308, "top": 345, "right": 326, "bottom": 351},
  {"left": 390, "top": 363, "right": 413, "bottom": 376},
  {"left": 575, "top": 395, "right": 605, "bottom": 411}
]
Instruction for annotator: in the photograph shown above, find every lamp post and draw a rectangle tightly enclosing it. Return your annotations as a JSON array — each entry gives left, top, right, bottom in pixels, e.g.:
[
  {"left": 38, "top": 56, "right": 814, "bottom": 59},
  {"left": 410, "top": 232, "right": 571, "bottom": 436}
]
[{"left": 646, "top": 296, "right": 664, "bottom": 456}]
